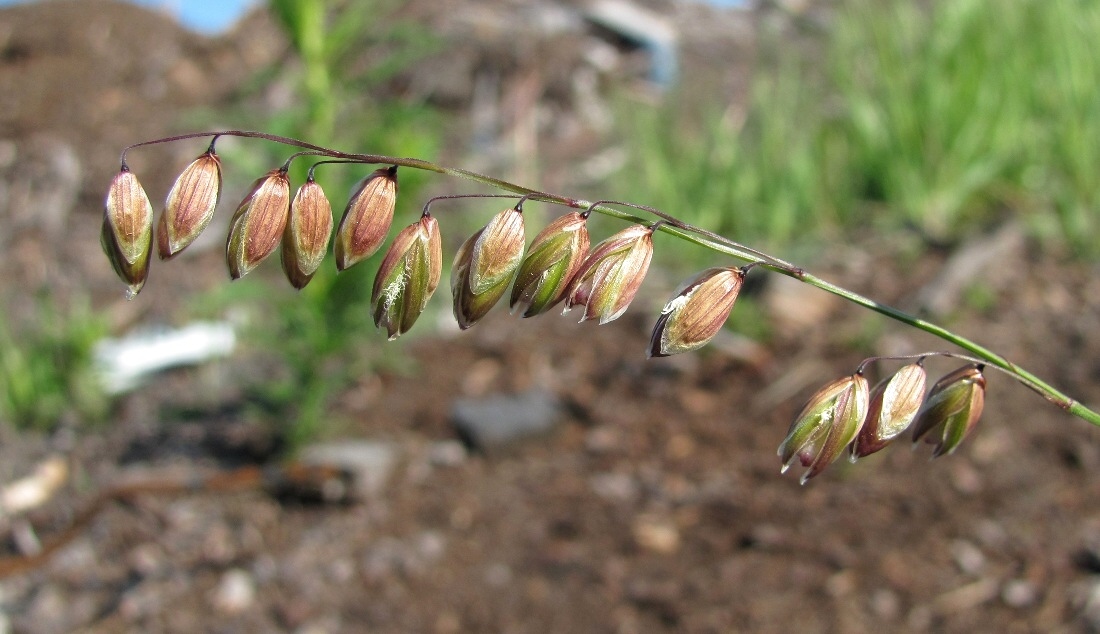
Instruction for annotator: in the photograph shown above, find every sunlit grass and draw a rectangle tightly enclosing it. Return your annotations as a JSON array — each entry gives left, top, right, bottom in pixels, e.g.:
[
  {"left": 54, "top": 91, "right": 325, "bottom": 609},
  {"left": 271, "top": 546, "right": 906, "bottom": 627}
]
[{"left": 611, "top": 0, "right": 1100, "bottom": 259}]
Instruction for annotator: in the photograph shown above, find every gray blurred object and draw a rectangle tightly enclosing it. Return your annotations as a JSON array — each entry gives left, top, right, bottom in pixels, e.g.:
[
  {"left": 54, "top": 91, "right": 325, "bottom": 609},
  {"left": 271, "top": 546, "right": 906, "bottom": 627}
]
[
  {"left": 451, "top": 389, "right": 563, "bottom": 452},
  {"left": 585, "top": 0, "right": 679, "bottom": 88}
]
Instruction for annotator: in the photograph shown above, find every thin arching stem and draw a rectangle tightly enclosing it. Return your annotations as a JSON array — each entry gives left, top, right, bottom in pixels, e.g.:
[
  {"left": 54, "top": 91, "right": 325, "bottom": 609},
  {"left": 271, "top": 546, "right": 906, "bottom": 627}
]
[
  {"left": 421, "top": 193, "right": 523, "bottom": 216},
  {"left": 121, "top": 130, "right": 1100, "bottom": 428}
]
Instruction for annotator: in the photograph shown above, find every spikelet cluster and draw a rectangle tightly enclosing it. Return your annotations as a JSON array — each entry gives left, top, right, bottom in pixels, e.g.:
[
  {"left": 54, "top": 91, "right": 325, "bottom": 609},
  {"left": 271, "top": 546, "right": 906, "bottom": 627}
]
[
  {"left": 104, "top": 149, "right": 679, "bottom": 339},
  {"left": 778, "top": 362, "right": 987, "bottom": 483},
  {"left": 104, "top": 138, "right": 1002, "bottom": 486}
]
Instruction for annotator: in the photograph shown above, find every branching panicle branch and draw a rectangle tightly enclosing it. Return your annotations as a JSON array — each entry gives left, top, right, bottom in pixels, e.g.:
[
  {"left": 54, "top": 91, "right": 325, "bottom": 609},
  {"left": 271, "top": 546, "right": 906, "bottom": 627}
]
[{"left": 102, "top": 130, "right": 1100, "bottom": 482}]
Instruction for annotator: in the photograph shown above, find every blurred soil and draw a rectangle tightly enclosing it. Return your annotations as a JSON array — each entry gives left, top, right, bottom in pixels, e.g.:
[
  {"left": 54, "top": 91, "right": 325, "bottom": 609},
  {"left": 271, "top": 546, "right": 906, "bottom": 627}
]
[{"left": 2, "top": 1, "right": 1100, "bottom": 633}]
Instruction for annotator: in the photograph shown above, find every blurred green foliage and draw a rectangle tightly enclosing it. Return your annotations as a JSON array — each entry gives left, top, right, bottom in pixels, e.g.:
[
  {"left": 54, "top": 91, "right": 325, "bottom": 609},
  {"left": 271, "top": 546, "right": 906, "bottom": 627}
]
[
  {"left": 831, "top": 0, "right": 1100, "bottom": 250},
  {"left": 209, "top": 0, "right": 443, "bottom": 448},
  {"left": 612, "top": 0, "right": 1100, "bottom": 259},
  {"left": 0, "top": 296, "right": 108, "bottom": 431}
]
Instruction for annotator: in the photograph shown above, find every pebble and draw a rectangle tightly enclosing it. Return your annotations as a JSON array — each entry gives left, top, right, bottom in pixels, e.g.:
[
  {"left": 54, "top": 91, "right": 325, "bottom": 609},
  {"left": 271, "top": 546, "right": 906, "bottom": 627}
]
[
  {"left": 484, "top": 563, "right": 513, "bottom": 587},
  {"left": 589, "top": 472, "right": 639, "bottom": 503},
  {"left": 428, "top": 440, "right": 468, "bottom": 467},
  {"left": 869, "top": 588, "right": 901, "bottom": 620},
  {"left": 949, "top": 462, "right": 983, "bottom": 495},
  {"left": 212, "top": 568, "right": 255, "bottom": 614},
  {"left": 451, "top": 389, "right": 562, "bottom": 452},
  {"left": 1001, "top": 579, "right": 1038, "bottom": 608},
  {"left": 632, "top": 516, "right": 680, "bottom": 554},
  {"left": 665, "top": 433, "right": 695, "bottom": 460},
  {"left": 825, "top": 570, "right": 856, "bottom": 597},
  {"left": 416, "top": 531, "right": 447, "bottom": 563},
  {"left": 127, "top": 543, "right": 165, "bottom": 577},
  {"left": 973, "top": 519, "right": 1009, "bottom": 551},
  {"left": 949, "top": 539, "right": 986, "bottom": 575},
  {"left": 584, "top": 426, "right": 621, "bottom": 454},
  {"left": 328, "top": 559, "right": 355, "bottom": 583}
]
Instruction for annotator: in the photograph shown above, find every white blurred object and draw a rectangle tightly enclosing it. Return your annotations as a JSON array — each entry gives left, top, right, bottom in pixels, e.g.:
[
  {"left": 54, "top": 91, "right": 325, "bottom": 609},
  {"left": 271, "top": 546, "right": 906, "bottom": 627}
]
[
  {"left": 94, "top": 321, "right": 236, "bottom": 394},
  {"left": 0, "top": 456, "right": 67, "bottom": 518}
]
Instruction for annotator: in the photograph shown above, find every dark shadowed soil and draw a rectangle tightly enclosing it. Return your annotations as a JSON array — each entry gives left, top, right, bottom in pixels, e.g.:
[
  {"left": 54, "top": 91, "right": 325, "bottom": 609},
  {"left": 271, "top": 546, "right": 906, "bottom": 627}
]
[{"left": 2, "top": 2, "right": 1100, "bottom": 633}]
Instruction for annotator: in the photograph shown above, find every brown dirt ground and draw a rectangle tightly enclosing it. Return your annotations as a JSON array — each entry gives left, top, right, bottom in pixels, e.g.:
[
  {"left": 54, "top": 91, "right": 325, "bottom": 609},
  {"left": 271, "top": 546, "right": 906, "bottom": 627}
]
[{"left": 2, "top": 1, "right": 1100, "bottom": 633}]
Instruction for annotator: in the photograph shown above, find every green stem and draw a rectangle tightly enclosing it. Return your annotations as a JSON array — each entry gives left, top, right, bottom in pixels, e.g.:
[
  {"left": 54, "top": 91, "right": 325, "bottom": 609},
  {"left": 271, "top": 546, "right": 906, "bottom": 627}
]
[
  {"left": 124, "top": 130, "right": 1100, "bottom": 427},
  {"left": 797, "top": 273, "right": 1099, "bottom": 425}
]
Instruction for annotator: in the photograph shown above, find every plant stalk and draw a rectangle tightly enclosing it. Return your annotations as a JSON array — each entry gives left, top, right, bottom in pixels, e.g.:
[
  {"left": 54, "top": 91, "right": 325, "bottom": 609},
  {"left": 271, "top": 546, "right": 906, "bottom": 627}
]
[{"left": 121, "top": 130, "right": 1100, "bottom": 427}]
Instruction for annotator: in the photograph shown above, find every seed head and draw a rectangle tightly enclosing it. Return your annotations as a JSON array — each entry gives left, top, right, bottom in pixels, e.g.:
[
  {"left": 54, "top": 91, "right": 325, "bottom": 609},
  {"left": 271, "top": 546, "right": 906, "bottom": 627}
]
[
  {"left": 157, "top": 150, "right": 222, "bottom": 259},
  {"left": 335, "top": 166, "right": 398, "bottom": 271},
  {"left": 371, "top": 213, "right": 442, "bottom": 340},
  {"left": 452, "top": 206, "right": 525, "bottom": 329},
  {"left": 225, "top": 169, "right": 291, "bottom": 280},
  {"left": 851, "top": 362, "right": 927, "bottom": 459},
  {"left": 281, "top": 178, "right": 334, "bottom": 289},
  {"left": 564, "top": 224, "right": 654, "bottom": 324},
  {"left": 911, "top": 364, "right": 986, "bottom": 458},
  {"left": 778, "top": 373, "right": 870, "bottom": 484},
  {"left": 509, "top": 211, "right": 590, "bottom": 318},
  {"left": 102, "top": 167, "right": 153, "bottom": 298},
  {"left": 648, "top": 266, "right": 744, "bottom": 357}
]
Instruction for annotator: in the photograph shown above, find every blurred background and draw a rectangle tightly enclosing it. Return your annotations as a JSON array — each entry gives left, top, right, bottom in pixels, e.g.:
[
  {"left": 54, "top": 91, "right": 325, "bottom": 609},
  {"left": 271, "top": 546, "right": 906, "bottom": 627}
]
[{"left": 0, "top": 0, "right": 1099, "bottom": 631}]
